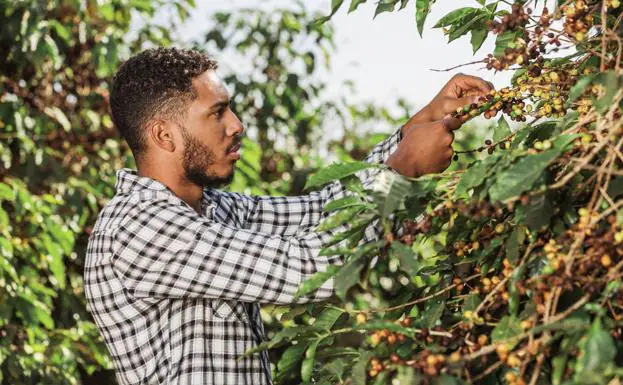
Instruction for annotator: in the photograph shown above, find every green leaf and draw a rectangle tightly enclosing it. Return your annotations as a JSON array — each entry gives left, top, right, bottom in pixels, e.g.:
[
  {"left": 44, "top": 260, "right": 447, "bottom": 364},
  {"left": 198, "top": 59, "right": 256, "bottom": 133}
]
[
  {"left": 352, "top": 351, "right": 373, "bottom": 385},
  {"left": 42, "top": 234, "right": 66, "bottom": 289},
  {"left": 551, "top": 354, "right": 568, "bottom": 385},
  {"left": 304, "top": 162, "right": 379, "bottom": 190},
  {"left": 390, "top": 242, "right": 420, "bottom": 277},
  {"left": 433, "top": 375, "right": 463, "bottom": 385},
  {"left": 334, "top": 254, "right": 367, "bottom": 300},
  {"left": 593, "top": 72, "right": 621, "bottom": 113},
  {"left": 569, "top": 74, "right": 596, "bottom": 101},
  {"left": 508, "top": 265, "right": 524, "bottom": 317},
  {"left": 455, "top": 153, "right": 502, "bottom": 196},
  {"left": 277, "top": 342, "right": 308, "bottom": 378},
  {"left": 374, "top": 0, "right": 398, "bottom": 18},
  {"left": 489, "top": 150, "right": 560, "bottom": 201},
  {"left": 370, "top": 171, "right": 412, "bottom": 217},
  {"left": 244, "top": 326, "right": 320, "bottom": 356},
  {"left": 349, "top": 0, "right": 368, "bottom": 13},
  {"left": 523, "top": 193, "right": 553, "bottom": 231},
  {"left": 0, "top": 183, "right": 15, "bottom": 202},
  {"left": 324, "top": 195, "right": 364, "bottom": 212},
  {"left": 448, "top": 12, "right": 488, "bottom": 43},
  {"left": 301, "top": 339, "right": 320, "bottom": 382},
  {"left": 45, "top": 218, "right": 74, "bottom": 255},
  {"left": 434, "top": 7, "right": 477, "bottom": 28},
  {"left": 33, "top": 303, "right": 54, "bottom": 329},
  {"left": 491, "top": 315, "right": 522, "bottom": 347},
  {"left": 316, "top": 206, "right": 365, "bottom": 232},
  {"left": 574, "top": 318, "right": 616, "bottom": 379},
  {"left": 314, "top": 306, "right": 345, "bottom": 330},
  {"left": 470, "top": 25, "right": 488, "bottom": 53},
  {"left": 463, "top": 294, "right": 482, "bottom": 312},
  {"left": 504, "top": 226, "right": 525, "bottom": 263},
  {"left": 494, "top": 116, "right": 511, "bottom": 142},
  {"left": 420, "top": 300, "right": 445, "bottom": 328},
  {"left": 316, "top": 0, "right": 346, "bottom": 24},
  {"left": 396, "top": 366, "right": 419, "bottom": 385},
  {"left": 295, "top": 265, "right": 340, "bottom": 299},
  {"left": 415, "top": 0, "right": 431, "bottom": 36}
]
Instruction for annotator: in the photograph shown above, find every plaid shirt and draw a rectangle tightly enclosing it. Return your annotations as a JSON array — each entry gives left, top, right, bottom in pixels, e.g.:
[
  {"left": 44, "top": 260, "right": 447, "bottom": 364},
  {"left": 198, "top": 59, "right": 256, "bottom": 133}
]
[{"left": 84, "top": 127, "right": 402, "bottom": 385}]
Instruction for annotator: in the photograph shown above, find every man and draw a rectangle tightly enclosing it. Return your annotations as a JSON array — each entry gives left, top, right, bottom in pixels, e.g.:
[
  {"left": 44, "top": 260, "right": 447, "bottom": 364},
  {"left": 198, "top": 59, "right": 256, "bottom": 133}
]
[{"left": 84, "top": 47, "right": 492, "bottom": 385}]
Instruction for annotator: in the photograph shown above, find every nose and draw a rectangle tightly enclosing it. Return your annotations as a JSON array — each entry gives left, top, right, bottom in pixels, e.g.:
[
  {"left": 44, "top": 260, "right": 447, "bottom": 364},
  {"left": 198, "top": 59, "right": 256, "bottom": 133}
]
[{"left": 226, "top": 112, "right": 244, "bottom": 138}]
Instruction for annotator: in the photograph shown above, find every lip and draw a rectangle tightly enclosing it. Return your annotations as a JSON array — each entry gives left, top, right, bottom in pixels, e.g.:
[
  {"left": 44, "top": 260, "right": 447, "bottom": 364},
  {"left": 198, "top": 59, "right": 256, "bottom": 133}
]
[{"left": 228, "top": 143, "right": 241, "bottom": 160}]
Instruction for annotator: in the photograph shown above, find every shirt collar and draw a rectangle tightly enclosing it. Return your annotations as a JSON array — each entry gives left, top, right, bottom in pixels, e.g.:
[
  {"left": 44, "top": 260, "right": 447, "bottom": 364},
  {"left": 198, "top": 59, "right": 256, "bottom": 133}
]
[
  {"left": 115, "top": 168, "right": 170, "bottom": 194},
  {"left": 115, "top": 168, "right": 216, "bottom": 214}
]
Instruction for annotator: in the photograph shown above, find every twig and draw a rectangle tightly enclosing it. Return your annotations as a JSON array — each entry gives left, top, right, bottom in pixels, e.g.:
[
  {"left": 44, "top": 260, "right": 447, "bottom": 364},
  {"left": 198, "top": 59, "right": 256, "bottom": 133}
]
[
  {"left": 430, "top": 59, "right": 487, "bottom": 72},
  {"left": 366, "top": 273, "right": 481, "bottom": 313}
]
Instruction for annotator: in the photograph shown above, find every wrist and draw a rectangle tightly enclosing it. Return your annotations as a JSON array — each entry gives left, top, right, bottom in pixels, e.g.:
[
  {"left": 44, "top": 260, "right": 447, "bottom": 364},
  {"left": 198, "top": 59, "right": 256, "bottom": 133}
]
[
  {"left": 409, "top": 103, "right": 435, "bottom": 125},
  {"left": 386, "top": 150, "right": 414, "bottom": 178}
]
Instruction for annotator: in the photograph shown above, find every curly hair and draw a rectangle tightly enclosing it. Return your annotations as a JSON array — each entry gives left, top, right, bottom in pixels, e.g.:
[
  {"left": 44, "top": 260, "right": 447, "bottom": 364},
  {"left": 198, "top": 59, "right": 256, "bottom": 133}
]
[{"left": 110, "top": 47, "right": 218, "bottom": 161}]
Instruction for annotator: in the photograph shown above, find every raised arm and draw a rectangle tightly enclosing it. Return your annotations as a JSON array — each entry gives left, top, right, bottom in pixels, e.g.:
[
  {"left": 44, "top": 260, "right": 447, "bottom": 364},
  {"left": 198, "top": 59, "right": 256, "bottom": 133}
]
[
  {"left": 203, "top": 126, "right": 403, "bottom": 236},
  {"left": 112, "top": 196, "right": 367, "bottom": 305}
]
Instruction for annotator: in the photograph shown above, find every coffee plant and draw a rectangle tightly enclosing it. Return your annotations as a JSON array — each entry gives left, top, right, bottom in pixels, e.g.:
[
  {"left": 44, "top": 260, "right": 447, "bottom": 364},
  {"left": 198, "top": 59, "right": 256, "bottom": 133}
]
[{"left": 249, "top": 1, "right": 623, "bottom": 384}]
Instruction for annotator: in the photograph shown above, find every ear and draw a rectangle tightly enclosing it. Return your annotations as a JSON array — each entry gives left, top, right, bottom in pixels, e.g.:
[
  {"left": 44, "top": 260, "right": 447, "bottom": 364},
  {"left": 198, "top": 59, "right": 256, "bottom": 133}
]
[{"left": 147, "top": 119, "right": 177, "bottom": 153}]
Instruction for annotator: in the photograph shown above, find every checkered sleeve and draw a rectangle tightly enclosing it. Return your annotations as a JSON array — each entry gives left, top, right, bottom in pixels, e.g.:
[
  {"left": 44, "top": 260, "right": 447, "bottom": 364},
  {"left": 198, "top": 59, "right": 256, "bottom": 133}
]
[
  {"left": 112, "top": 196, "right": 372, "bottom": 305},
  {"left": 206, "top": 126, "right": 403, "bottom": 236}
]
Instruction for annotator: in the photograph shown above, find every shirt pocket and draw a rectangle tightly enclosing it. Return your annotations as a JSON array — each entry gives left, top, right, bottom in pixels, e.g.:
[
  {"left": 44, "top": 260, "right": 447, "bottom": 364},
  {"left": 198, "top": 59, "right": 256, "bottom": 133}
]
[{"left": 210, "top": 299, "right": 250, "bottom": 323}]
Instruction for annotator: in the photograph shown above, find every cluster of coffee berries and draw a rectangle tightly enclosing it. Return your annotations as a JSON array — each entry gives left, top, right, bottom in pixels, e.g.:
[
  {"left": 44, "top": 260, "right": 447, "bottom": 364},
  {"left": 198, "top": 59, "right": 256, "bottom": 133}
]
[
  {"left": 561, "top": 1, "right": 594, "bottom": 41},
  {"left": 368, "top": 323, "right": 410, "bottom": 347},
  {"left": 453, "top": 240, "right": 479, "bottom": 258},
  {"left": 368, "top": 358, "right": 385, "bottom": 378},
  {"left": 486, "top": 44, "right": 529, "bottom": 71},
  {"left": 452, "top": 88, "right": 528, "bottom": 122},
  {"left": 488, "top": 4, "right": 530, "bottom": 34},
  {"left": 410, "top": 351, "right": 447, "bottom": 377}
]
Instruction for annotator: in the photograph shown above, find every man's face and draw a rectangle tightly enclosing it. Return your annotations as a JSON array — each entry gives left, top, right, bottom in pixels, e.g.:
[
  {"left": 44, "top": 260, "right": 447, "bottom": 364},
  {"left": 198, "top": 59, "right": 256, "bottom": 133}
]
[{"left": 178, "top": 70, "right": 244, "bottom": 188}]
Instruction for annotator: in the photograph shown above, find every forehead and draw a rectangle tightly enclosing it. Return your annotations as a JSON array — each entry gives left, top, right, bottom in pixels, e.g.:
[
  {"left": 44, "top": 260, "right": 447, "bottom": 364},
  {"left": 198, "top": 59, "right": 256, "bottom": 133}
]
[{"left": 191, "top": 70, "right": 228, "bottom": 102}]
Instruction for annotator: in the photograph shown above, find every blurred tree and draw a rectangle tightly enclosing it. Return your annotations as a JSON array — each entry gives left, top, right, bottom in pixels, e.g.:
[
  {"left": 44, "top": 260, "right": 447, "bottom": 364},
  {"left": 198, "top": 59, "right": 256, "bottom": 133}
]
[{"left": 0, "top": 1, "right": 192, "bottom": 383}]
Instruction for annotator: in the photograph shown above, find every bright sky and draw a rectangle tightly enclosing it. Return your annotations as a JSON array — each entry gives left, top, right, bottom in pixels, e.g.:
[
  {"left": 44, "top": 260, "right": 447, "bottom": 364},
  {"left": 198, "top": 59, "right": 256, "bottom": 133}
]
[{"left": 158, "top": 0, "right": 515, "bottom": 112}]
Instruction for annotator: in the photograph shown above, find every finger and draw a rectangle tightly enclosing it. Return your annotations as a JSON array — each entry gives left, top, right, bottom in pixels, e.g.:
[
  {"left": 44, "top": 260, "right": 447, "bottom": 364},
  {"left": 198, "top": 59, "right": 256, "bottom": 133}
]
[
  {"left": 443, "top": 95, "right": 481, "bottom": 115},
  {"left": 455, "top": 74, "right": 494, "bottom": 95},
  {"left": 442, "top": 115, "right": 462, "bottom": 131},
  {"left": 443, "top": 130, "right": 455, "bottom": 147}
]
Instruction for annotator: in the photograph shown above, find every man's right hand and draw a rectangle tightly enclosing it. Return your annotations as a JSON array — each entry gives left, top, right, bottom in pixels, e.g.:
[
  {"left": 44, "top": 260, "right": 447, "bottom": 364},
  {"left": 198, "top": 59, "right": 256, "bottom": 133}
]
[{"left": 386, "top": 116, "right": 462, "bottom": 178}]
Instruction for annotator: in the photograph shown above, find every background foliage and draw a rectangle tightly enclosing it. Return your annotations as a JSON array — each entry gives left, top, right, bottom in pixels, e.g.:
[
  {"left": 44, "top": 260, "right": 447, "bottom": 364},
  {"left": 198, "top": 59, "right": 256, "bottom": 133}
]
[{"left": 0, "top": 1, "right": 406, "bottom": 383}]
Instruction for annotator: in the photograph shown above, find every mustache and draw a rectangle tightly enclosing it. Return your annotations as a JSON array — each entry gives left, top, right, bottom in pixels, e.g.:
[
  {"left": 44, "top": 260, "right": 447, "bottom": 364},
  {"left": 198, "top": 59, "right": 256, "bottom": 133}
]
[{"left": 227, "top": 135, "right": 244, "bottom": 152}]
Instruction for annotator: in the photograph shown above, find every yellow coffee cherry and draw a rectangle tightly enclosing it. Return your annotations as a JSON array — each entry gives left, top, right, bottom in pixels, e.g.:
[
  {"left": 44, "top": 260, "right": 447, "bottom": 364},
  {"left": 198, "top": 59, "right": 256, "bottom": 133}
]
[
  {"left": 520, "top": 320, "right": 533, "bottom": 330},
  {"left": 505, "top": 372, "right": 517, "bottom": 382},
  {"left": 478, "top": 334, "right": 489, "bottom": 345},
  {"left": 356, "top": 313, "right": 367, "bottom": 324},
  {"left": 601, "top": 255, "right": 612, "bottom": 267},
  {"left": 507, "top": 354, "right": 521, "bottom": 367},
  {"left": 449, "top": 351, "right": 461, "bottom": 363}
]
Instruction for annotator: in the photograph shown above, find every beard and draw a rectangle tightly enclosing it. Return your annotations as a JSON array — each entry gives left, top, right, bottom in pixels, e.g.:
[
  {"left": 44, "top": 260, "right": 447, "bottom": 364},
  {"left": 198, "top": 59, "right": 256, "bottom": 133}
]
[{"left": 181, "top": 127, "right": 234, "bottom": 189}]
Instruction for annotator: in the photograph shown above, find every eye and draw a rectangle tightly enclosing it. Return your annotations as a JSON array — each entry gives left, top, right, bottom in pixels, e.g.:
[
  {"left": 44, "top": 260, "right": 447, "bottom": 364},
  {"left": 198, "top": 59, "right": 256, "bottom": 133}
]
[{"left": 212, "top": 107, "right": 226, "bottom": 119}]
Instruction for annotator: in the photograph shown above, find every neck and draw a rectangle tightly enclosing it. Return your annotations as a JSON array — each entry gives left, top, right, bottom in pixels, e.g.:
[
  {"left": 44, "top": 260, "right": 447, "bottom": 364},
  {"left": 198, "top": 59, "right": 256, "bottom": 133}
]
[{"left": 137, "top": 162, "right": 203, "bottom": 214}]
